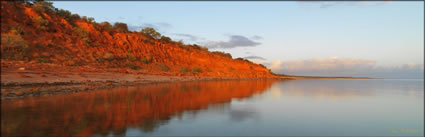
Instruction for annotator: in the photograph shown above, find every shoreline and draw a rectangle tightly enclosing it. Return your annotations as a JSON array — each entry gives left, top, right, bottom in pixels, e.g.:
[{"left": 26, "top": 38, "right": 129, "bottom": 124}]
[
  {"left": 1, "top": 61, "right": 372, "bottom": 101},
  {"left": 279, "top": 75, "right": 375, "bottom": 80},
  {"left": 1, "top": 61, "right": 283, "bottom": 100},
  {"left": 1, "top": 75, "right": 283, "bottom": 101}
]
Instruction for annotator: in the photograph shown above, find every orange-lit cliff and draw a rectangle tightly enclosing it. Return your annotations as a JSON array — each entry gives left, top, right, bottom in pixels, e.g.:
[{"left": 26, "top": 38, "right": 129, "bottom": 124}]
[{"left": 1, "top": 1, "right": 276, "bottom": 78}]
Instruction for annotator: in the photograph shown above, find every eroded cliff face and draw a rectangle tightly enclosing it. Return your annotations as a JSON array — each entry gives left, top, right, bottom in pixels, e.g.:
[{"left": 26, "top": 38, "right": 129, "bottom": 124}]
[{"left": 1, "top": 1, "right": 276, "bottom": 78}]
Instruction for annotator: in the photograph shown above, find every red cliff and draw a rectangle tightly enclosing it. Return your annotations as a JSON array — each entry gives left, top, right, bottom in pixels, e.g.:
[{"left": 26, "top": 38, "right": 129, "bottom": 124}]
[{"left": 1, "top": 1, "right": 276, "bottom": 78}]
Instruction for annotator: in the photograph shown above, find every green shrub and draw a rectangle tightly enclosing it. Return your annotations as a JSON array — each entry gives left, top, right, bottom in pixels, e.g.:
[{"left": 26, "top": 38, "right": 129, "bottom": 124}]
[
  {"left": 33, "top": 1, "right": 55, "bottom": 13},
  {"left": 228, "top": 67, "right": 234, "bottom": 72},
  {"left": 140, "top": 58, "right": 151, "bottom": 64},
  {"left": 57, "top": 9, "right": 72, "bottom": 20},
  {"left": 1, "top": 33, "right": 27, "bottom": 49},
  {"left": 212, "top": 51, "right": 232, "bottom": 58},
  {"left": 126, "top": 53, "right": 136, "bottom": 61},
  {"left": 178, "top": 44, "right": 185, "bottom": 49},
  {"left": 103, "top": 52, "right": 114, "bottom": 61},
  {"left": 33, "top": 4, "right": 44, "bottom": 13},
  {"left": 157, "top": 64, "right": 169, "bottom": 71},
  {"left": 160, "top": 36, "right": 172, "bottom": 43},
  {"left": 207, "top": 69, "right": 212, "bottom": 72},
  {"left": 140, "top": 27, "right": 161, "bottom": 39},
  {"left": 191, "top": 44, "right": 208, "bottom": 51},
  {"left": 100, "top": 22, "right": 113, "bottom": 32},
  {"left": 113, "top": 22, "right": 129, "bottom": 33},
  {"left": 10, "top": 26, "right": 25, "bottom": 35},
  {"left": 72, "top": 27, "right": 91, "bottom": 45},
  {"left": 192, "top": 67, "right": 202, "bottom": 73},
  {"left": 180, "top": 67, "right": 189, "bottom": 73},
  {"left": 34, "top": 43, "right": 43, "bottom": 48},
  {"left": 87, "top": 17, "right": 95, "bottom": 23},
  {"left": 37, "top": 58, "right": 49, "bottom": 63},
  {"left": 143, "top": 39, "right": 154, "bottom": 45},
  {"left": 89, "top": 41, "right": 101, "bottom": 47},
  {"left": 126, "top": 62, "right": 139, "bottom": 70},
  {"left": 33, "top": 16, "right": 49, "bottom": 31},
  {"left": 1, "top": 33, "right": 29, "bottom": 60},
  {"left": 96, "top": 57, "right": 105, "bottom": 63}
]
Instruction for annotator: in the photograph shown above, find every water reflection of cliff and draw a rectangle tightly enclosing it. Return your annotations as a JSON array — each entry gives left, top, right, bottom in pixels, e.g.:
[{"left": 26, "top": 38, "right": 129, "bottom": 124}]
[{"left": 1, "top": 80, "right": 277, "bottom": 137}]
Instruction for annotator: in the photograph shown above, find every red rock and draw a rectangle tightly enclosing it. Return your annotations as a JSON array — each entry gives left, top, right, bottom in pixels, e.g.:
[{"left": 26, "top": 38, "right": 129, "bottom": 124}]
[
  {"left": 15, "top": 92, "right": 24, "bottom": 96},
  {"left": 0, "top": 1, "right": 279, "bottom": 79},
  {"left": 120, "top": 69, "right": 128, "bottom": 73}
]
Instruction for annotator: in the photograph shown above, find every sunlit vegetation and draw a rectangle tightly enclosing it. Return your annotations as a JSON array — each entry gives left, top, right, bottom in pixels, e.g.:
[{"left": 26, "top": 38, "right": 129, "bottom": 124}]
[
  {"left": 32, "top": 16, "right": 49, "bottom": 31},
  {"left": 31, "top": 1, "right": 55, "bottom": 13},
  {"left": 192, "top": 67, "right": 202, "bottom": 73},
  {"left": 140, "top": 27, "right": 161, "bottom": 39},
  {"left": 102, "top": 52, "right": 114, "bottom": 61},
  {"left": 189, "top": 44, "right": 208, "bottom": 52},
  {"left": 34, "top": 43, "right": 43, "bottom": 48},
  {"left": 207, "top": 69, "right": 212, "bottom": 72},
  {"left": 56, "top": 9, "right": 73, "bottom": 21},
  {"left": 36, "top": 58, "right": 49, "bottom": 63},
  {"left": 99, "top": 22, "right": 113, "bottom": 33},
  {"left": 159, "top": 36, "right": 172, "bottom": 43},
  {"left": 1, "top": 29, "right": 29, "bottom": 60},
  {"left": 228, "top": 67, "right": 234, "bottom": 72},
  {"left": 72, "top": 27, "right": 91, "bottom": 45},
  {"left": 212, "top": 51, "right": 232, "bottom": 58},
  {"left": 140, "top": 58, "right": 151, "bottom": 64},
  {"left": 157, "top": 64, "right": 169, "bottom": 71},
  {"left": 126, "top": 53, "right": 137, "bottom": 61},
  {"left": 126, "top": 62, "right": 139, "bottom": 70},
  {"left": 113, "top": 22, "right": 129, "bottom": 33},
  {"left": 0, "top": 0, "right": 275, "bottom": 77},
  {"left": 180, "top": 66, "right": 189, "bottom": 73}
]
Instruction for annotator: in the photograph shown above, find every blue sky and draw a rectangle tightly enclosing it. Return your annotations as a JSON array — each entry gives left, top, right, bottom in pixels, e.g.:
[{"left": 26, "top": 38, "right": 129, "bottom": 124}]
[{"left": 52, "top": 1, "right": 424, "bottom": 78}]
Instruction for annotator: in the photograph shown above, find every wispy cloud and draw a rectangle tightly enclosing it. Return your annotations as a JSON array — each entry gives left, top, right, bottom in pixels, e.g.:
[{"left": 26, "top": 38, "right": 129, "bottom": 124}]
[
  {"left": 298, "top": 1, "right": 392, "bottom": 9},
  {"left": 251, "top": 35, "right": 263, "bottom": 40},
  {"left": 243, "top": 56, "right": 266, "bottom": 60},
  {"left": 272, "top": 57, "right": 377, "bottom": 73},
  {"left": 172, "top": 33, "right": 204, "bottom": 42},
  {"left": 128, "top": 22, "right": 172, "bottom": 32},
  {"left": 204, "top": 35, "right": 261, "bottom": 49}
]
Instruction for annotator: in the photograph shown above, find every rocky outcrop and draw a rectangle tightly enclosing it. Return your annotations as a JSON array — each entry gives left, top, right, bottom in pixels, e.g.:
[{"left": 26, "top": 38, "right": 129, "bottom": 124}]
[{"left": 1, "top": 1, "right": 276, "bottom": 78}]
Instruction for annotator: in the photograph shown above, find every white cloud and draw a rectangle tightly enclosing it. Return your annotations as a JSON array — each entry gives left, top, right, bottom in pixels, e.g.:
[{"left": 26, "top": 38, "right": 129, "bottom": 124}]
[
  {"left": 270, "top": 60, "right": 282, "bottom": 72},
  {"left": 204, "top": 35, "right": 261, "bottom": 49},
  {"left": 272, "top": 57, "right": 376, "bottom": 73}
]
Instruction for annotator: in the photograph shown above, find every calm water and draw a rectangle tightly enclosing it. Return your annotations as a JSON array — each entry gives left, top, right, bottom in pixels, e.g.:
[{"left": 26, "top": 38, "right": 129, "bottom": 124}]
[{"left": 1, "top": 79, "right": 423, "bottom": 136}]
